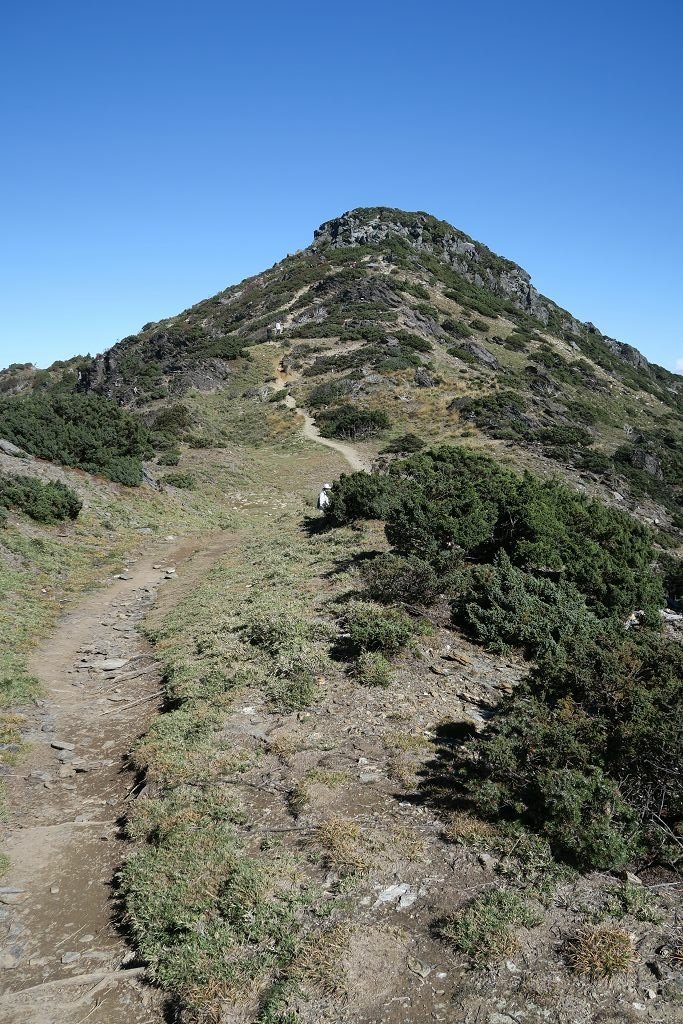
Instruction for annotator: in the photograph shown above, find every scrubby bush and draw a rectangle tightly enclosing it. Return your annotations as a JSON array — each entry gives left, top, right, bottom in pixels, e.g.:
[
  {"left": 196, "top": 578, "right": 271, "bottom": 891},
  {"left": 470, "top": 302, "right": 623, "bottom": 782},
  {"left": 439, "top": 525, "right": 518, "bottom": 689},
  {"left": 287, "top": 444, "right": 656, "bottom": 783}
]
[
  {"left": 442, "top": 318, "right": 471, "bottom": 339},
  {"left": 381, "top": 433, "right": 425, "bottom": 454},
  {"left": 344, "top": 600, "right": 413, "bottom": 655},
  {"left": 452, "top": 551, "right": 596, "bottom": 658},
  {"left": 361, "top": 553, "right": 443, "bottom": 605},
  {"left": 307, "top": 381, "right": 351, "bottom": 409},
  {"left": 437, "top": 888, "right": 541, "bottom": 963},
  {"left": 533, "top": 425, "right": 593, "bottom": 448},
  {"left": 0, "top": 472, "right": 82, "bottom": 524},
  {"left": 326, "top": 472, "right": 398, "bottom": 526},
  {"left": 316, "top": 405, "right": 390, "bottom": 440},
  {"left": 0, "top": 391, "right": 147, "bottom": 484},
  {"left": 459, "top": 626, "right": 683, "bottom": 869},
  {"left": 162, "top": 471, "right": 196, "bottom": 490},
  {"left": 157, "top": 450, "right": 181, "bottom": 466}
]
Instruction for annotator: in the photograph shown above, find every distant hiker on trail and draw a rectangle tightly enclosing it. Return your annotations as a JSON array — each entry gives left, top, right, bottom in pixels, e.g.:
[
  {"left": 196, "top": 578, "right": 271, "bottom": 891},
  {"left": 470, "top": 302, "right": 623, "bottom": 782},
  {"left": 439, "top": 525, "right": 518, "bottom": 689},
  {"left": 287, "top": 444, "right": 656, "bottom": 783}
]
[
  {"left": 317, "top": 483, "right": 332, "bottom": 512},
  {"left": 274, "top": 320, "right": 283, "bottom": 336}
]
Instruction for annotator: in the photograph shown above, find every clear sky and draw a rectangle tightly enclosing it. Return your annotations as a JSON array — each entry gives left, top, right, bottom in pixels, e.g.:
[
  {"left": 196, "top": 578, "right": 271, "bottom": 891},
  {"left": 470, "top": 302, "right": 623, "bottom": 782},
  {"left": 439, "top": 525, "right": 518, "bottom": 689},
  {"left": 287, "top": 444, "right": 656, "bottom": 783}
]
[{"left": 1, "top": 1, "right": 682, "bottom": 372}]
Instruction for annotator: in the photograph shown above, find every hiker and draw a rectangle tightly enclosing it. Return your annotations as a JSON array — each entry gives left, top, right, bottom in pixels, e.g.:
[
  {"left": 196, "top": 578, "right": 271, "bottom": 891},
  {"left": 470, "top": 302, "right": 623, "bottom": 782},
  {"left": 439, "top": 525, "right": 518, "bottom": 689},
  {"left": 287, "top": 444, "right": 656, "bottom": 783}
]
[
  {"left": 274, "top": 320, "right": 283, "bottom": 336},
  {"left": 317, "top": 483, "right": 332, "bottom": 512}
]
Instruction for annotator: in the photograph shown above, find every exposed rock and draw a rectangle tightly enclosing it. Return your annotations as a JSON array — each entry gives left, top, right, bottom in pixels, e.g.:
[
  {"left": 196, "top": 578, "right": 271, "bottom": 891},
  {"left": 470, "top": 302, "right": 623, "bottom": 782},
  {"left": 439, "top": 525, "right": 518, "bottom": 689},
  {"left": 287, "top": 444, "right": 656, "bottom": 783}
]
[
  {"left": 629, "top": 447, "right": 664, "bottom": 480},
  {"left": 50, "top": 740, "right": 75, "bottom": 751},
  {"left": 414, "top": 368, "right": 437, "bottom": 388},
  {"left": 0, "top": 438, "right": 25, "bottom": 457},
  {"left": 460, "top": 342, "right": 499, "bottom": 369}
]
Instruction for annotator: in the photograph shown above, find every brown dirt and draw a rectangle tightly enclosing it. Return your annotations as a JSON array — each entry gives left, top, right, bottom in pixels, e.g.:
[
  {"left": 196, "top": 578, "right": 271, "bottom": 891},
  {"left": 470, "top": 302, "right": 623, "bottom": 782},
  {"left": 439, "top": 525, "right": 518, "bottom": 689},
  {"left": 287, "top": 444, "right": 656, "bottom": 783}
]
[{"left": 0, "top": 530, "right": 238, "bottom": 1023}]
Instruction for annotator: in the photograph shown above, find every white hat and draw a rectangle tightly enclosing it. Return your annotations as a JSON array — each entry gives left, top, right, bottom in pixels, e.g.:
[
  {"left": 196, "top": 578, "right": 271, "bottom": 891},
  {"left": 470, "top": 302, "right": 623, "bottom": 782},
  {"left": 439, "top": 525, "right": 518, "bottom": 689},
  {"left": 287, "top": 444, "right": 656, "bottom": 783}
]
[{"left": 323, "top": 483, "right": 332, "bottom": 489}]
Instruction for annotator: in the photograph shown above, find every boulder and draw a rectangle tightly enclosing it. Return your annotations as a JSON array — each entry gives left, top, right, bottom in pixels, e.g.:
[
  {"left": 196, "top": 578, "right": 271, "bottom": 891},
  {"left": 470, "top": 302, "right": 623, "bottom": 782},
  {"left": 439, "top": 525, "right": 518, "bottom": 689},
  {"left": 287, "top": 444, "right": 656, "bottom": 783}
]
[
  {"left": 461, "top": 343, "right": 499, "bottom": 369},
  {"left": 414, "top": 368, "right": 437, "bottom": 388}
]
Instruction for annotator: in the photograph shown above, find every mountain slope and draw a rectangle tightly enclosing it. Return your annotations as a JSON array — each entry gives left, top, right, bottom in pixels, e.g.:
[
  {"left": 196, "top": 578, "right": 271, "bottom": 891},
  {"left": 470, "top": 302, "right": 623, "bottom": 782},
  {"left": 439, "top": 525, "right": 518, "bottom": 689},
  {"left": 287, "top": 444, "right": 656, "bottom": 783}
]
[
  {"left": 2, "top": 209, "right": 683, "bottom": 1024},
  {"left": 58, "top": 206, "right": 682, "bottom": 526}
]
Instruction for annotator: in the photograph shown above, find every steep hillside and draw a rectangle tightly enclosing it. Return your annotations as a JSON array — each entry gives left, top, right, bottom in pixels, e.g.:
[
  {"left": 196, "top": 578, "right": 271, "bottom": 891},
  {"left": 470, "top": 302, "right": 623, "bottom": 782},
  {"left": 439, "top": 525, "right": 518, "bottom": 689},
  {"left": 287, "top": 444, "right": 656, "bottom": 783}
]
[{"left": 27, "top": 205, "right": 677, "bottom": 526}]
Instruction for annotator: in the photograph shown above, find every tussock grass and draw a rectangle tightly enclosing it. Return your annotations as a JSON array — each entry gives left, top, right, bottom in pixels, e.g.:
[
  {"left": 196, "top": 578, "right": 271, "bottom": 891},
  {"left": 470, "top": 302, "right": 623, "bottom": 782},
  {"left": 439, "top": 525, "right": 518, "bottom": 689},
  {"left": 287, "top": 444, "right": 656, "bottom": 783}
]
[{"left": 567, "top": 924, "right": 636, "bottom": 978}]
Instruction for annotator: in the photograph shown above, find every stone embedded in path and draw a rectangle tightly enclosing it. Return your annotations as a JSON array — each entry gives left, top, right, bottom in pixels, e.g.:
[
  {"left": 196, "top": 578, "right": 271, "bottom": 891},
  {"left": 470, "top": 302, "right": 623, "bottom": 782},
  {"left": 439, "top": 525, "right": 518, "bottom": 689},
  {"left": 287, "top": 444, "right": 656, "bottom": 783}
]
[
  {"left": 0, "top": 945, "right": 24, "bottom": 968},
  {"left": 51, "top": 740, "right": 75, "bottom": 751},
  {"left": 98, "top": 658, "right": 129, "bottom": 671},
  {"left": 61, "top": 950, "right": 82, "bottom": 964},
  {"left": 0, "top": 887, "right": 28, "bottom": 905}
]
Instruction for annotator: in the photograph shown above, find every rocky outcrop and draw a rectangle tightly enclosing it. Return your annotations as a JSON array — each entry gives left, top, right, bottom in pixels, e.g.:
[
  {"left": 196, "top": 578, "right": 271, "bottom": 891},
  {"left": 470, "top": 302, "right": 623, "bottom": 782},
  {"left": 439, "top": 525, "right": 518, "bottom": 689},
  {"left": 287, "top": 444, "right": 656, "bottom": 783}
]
[{"left": 314, "top": 208, "right": 552, "bottom": 324}]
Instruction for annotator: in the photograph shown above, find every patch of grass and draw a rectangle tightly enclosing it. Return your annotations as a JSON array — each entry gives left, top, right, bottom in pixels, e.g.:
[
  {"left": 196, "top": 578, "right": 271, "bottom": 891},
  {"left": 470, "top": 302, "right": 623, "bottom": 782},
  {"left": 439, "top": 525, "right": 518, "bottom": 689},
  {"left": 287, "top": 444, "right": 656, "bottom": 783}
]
[
  {"left": 567, "top": 925, "right": 636, "bottom": 978},
  {"left": 316, "top": 817, "right": 369, "bottom": 873},
  {"left": 354, "top": 650, "right": 392, "bottom": 687},
  {"left": 344, "top": 599, "right": 414, "bottom": 655},
  {"left": 437, "top": 888, "right": 542, "bottom": 963},
  {"left": 592, "top": 883, "right": 663, "bottom": 924}
]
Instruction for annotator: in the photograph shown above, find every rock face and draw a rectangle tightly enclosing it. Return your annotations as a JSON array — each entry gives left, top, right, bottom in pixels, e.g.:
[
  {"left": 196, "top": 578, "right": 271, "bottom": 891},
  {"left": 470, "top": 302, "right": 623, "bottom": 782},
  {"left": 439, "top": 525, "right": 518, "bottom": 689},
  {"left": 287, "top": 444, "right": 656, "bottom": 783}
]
[
  {"left": 629, "top": 446, "right": 665, "bottom": 480},
  {"left": 314, "top": 208, "right": 553, "bottom": 324}
]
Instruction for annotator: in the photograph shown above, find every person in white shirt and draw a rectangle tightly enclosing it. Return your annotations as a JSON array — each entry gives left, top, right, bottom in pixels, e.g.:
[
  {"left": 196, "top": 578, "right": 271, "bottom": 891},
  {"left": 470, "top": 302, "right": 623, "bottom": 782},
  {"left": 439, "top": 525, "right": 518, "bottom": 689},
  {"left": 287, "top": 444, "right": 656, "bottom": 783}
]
[{"left": 317, "top": 484, "right": 332, "bottom": 511}]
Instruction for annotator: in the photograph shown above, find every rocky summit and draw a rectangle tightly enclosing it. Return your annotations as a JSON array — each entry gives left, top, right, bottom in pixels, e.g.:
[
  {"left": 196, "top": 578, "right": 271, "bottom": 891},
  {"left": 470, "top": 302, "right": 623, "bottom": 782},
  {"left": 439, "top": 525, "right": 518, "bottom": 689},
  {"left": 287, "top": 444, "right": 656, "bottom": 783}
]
[{"left": 1, "top": 208, "right": 682, "bottom": 1024}]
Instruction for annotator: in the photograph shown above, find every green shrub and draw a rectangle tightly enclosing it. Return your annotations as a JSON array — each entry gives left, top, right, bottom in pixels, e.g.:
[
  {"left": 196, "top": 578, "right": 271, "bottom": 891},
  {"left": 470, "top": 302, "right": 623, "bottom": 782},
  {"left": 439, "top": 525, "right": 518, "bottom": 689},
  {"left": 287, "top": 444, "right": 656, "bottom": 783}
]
[
  {"left": 0, "top": 391, "right": 147, "bottom": 484},
  {"left": 325, "top": 473, "right": 398, "bottom": 525},
  {"left": 361, "top": 553, "right": 443, "bottom": 605},
  {"left": 344, "top": 600, "right": 413, "bottom": 655},
  {"left": 459, "top": 626, "right": 683, "bottom": 869},
  {"left": 442, "top": 319, "right": 472, "bottom": 339},
  {"left": 328, "top": 447, "right": 663, "bottom": 621},
  {"left": 162, "top": 471, "right": 196, "bottom": 490},
  {"left": 355, "top": 651, "right": 392, "bottom": 688},
  {"left": 392, "top": 330, "right": 433, "bottom": 352},
  {"left": 0, "top": 472, "right": 82, "bottom": 524},
  {"left": 469, "top": 318, "right": 488, "bottom": 332},
  {"left": 316, "top": 405, "right": 390, "bottom": 440},
  {"left": 157, "top": 450, "right": 181, "bottom": 466},
  {"left": 452, "top": 551, "right": 595, "bottom": 657},
  {"left": 307, "top": 381, "right": 351, "bottom": 409},
  {"left": 381, "top": 432, "right": 425, "bottom": 454},
  {"left": 533, "top": 425, "right": 593, "bottom": 448}
]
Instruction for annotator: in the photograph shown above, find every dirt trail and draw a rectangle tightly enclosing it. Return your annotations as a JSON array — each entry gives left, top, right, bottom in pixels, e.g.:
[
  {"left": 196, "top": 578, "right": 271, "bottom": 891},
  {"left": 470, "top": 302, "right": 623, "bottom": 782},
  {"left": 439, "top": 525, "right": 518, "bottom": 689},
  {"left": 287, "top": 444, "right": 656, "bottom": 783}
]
[
  {"left": 0, "top": 530, "right": 238, "bottom": 1024},
  {"left": 272, "top": 359, "right": 371, "bottom": 473}
]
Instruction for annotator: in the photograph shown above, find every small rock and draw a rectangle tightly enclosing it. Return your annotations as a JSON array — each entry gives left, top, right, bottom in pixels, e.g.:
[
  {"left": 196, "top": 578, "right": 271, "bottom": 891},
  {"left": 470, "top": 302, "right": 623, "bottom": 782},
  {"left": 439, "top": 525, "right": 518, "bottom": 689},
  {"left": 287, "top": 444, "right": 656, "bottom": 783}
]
[
  {"left": 0, "top": 945, "right": 24, "bottom": 969},
  {"left": 407, "top": 955, "right": 431, "bottom": 979},
  {"left": 50, "top": 886, "right": 60, "bottom": 895},
  {"left": 114, "top": 573, "right": 132, "bottom": 580},
  {"left": 0, "top": 889, "right": 28, "bottom": 906},
  {"left": 61, "top": 951, "right": 81, "bottom": 964},
  {"left": 478, "top": 852, "right": 497, "bottom": 871},
  {"left": 621, "top": 870, "right": 643, "bottom": 886},
  {"left": 79, "top": 934, "right": 95, "bottom": 943},
  {"left": 98, "top": 659, "right": 128, "bottom": 671},
  {"left": 51, "top": 740, "right": 75, "bottom": 751}
]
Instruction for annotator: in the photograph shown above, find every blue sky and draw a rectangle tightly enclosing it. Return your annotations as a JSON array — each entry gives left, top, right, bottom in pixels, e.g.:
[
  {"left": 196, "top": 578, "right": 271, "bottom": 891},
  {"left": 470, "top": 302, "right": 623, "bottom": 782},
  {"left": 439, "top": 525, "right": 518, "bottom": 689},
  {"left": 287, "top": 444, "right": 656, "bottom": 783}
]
[{"left": 1, "top": 1, "right": 682, "bottom": 372}]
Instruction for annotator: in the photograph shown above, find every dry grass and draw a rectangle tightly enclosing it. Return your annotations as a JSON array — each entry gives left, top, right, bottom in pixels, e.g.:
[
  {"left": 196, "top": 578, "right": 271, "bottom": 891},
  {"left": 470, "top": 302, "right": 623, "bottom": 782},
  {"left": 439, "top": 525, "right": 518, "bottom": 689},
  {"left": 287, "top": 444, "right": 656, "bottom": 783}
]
[
  {"left": 316, "top": 816, "right": 369, "bottom": 872},
  {"left": 567, "top": 925, "right": 636, "bottom": 979},
  {"left": 291, "top": 923, "right": 351, "bottom": 996},
  {"left": 445, "top": 812, "right": 500, "bottom": 845}
]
